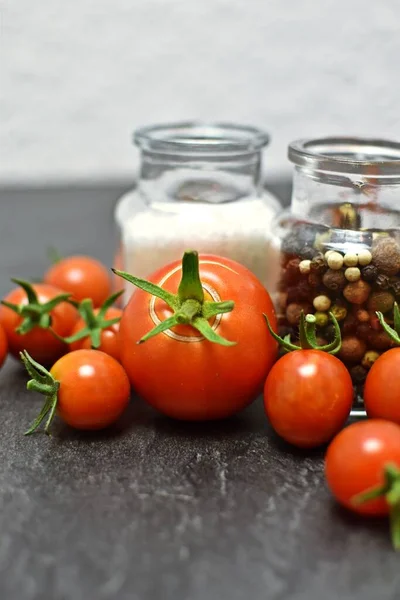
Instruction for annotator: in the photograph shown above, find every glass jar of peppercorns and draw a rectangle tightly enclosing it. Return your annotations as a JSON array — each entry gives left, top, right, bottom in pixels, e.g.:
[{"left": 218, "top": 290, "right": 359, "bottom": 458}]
[{"left": 270, "top": 137, "right": 400, "bottom": 415}]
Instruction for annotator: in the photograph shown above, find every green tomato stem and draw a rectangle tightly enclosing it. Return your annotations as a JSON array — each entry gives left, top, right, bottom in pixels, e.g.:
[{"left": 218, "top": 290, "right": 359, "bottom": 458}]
[
  {"left": 113, "top": 250, "right": 235, "bottom": 346},
  {"left": 376, "top": 303, "right": 400, "bottom": 346},
  {"left": 264, "top": 310, "right": 342, "bottom": 354},
  {"left": 20, "top": 351, "right": 60, "bottom": 436}
]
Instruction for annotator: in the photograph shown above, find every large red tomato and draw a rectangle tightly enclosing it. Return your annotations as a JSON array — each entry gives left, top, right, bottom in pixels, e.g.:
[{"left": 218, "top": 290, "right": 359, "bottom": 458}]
[
  {"left": 0, "top": 283, "right": 77, "bottom": 364},
  {"left": 118, "top": 254, "right": 277, "bottom": 420}
]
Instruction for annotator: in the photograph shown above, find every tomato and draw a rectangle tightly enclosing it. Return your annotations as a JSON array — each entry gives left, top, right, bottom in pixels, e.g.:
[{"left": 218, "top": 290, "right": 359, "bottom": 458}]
[
  {"left": 69, "top": 307, "right": 122, "bottom": 361},
  {"left": 325, "top": 420, "right": 400, "bottom": 516},
  {"left": 44, "top": 255, "right": 111, "bottom": 307},
  {"left": 364, "top": 349, "right": 400, "bottom": 425},
  {"left": 0, "top": 283, "right": 77, "bottom": 364},
  {"left": 118, "top": 253, "right": 277, "bottom": 420},
  {"left": 0, "top": 324, "right": 8, "bottom": 368},
  {"left": 264, "top": 350, "right": 353, "bottom": 448},
  {"left": 22, "top": 349, "right": 131, "bottom": 433}
]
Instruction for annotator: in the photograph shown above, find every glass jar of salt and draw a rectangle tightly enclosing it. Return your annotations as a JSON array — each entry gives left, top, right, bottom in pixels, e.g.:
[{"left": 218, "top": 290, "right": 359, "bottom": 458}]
[{"left": 114, "top": 122, "right": 281, "bottom": 300}]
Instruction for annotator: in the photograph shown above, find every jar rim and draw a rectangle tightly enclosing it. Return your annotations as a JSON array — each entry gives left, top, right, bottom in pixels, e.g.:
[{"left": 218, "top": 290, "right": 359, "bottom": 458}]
[
  {"left": 288, "top": 137, "right": 400, "bottom": 177},
  {"left": 133, "top": 121, "right": 270, "bottom": 156}
]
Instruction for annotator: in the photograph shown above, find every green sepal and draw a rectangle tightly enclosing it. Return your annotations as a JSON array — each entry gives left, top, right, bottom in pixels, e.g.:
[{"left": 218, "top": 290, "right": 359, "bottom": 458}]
[
  {"left": 20, "top": 351, "right": 60, "bottom": 436},
  {"left": 376, "top": 303, "right": 400, "bottom": 346},
  {"left": 113, "top": 251, "right": 235, "bottom": 346},
  {"left": 264, "top": 311, "right": 342, "bottom": 354}
]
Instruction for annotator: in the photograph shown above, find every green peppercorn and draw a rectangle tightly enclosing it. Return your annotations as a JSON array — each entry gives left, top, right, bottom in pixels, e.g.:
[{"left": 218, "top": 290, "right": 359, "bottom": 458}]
[
  {"left": 361, "top": 350, "right": 381, "bottom": 370},
  {"left": 331, "top": 304, "right": 347, "bottom": 321},
  {"left": 314, "top": 312, "right": 329, "bottom": 328}
]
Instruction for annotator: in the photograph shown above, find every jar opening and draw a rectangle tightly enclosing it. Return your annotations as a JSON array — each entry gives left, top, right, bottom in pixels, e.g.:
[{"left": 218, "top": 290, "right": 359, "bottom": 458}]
[
  {"left": 289, "top": 137, "right": 400, "bottom": 180},
  {"left": 134, "top": 121, "right": 270, "bottom": 157}
]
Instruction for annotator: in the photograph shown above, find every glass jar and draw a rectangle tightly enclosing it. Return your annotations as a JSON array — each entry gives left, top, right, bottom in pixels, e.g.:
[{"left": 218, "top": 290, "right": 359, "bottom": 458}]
[
  {"left": 271, "top": 137, "right": 400, "bottom": 415},
  {"left": 114, "top": 121, "right": 281, "bottom": 301}
]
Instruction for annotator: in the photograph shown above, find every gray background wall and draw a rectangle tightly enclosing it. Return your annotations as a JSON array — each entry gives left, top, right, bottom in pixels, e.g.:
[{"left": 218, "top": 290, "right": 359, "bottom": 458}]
[{"left": 1, "top": 0, "right": 399, "bottom": 186}]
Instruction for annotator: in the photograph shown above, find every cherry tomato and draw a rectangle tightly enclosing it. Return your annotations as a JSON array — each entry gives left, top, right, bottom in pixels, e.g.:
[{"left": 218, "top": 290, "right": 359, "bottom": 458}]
[
  {"left": 364, "top": 349, "right": 400, "bottom": 425},
  {"left": 0, "top": 283, "right": 77, "bottom": 364},
  {"left": 0, "top": 324, "right": 8, "bottom": 368},
  {"left": 23, "top": 349, "right": 131, "bottom": 433},
  {"left": 325, "top": 419, "right": 400, "bottom": 516},
  {"left": 51, "top": 350, "right": 130, "bottom": 430},
  {"left": 69, "top": 307, "right": 122, "bottom": 361},
  {"left": 118, "top": 254, "right": 277, "bottom": 420},
  {"left": 264, "top": 350, "right": 353, "bottom": 448},
  {"left": 44, "top": 255, "right": 111, "bottom": 307}
]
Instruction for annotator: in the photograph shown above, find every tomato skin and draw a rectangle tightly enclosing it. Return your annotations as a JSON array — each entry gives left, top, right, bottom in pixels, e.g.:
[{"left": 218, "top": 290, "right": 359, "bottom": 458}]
[
  {"left": 364, "top": 349, "right": 400, "bottom": 425},
  {"left": 0, "top": 324, "right": 8, "bottom": 368},
  {"left": 44, "top": 256, "right": 111, "bottom": 307},
  {"left": 264, "top": 350, "right": 353, "bottom": 448},
  {"left": 0, "top": 284, "right": 78, "bottom": 364},
  {"left": 50, "top": 349, "right": 130, "bottom": 430},
  {"left": 325, "top": 420, "right": 400, "bottom": 515},
  {"left": 69, "top": 307, "right": 122, "bottom": 361},
  {"left": 119, "top": 255, "right": 277, "bottom": 420}
]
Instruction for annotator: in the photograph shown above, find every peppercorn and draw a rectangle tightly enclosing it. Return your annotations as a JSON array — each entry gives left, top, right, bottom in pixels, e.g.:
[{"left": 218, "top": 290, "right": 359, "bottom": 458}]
[
  {"left": 310, "top": 254, "right": 327, "bottom": 275},
  {"left": 308, "top": 272, "right": 322, "bottom": 289},
  {"left": 322, "top": 324, "right": 336, "bottom": 341},
  {"left": 389, "top": 277, "right": 400, "bottom": 297},
  {"left": 330, "top": 304, "right": 347, "bottom": 321},
  {"left": 287, "top": 280, "right": 312, "bottom": 303},
  {"left": 342, "top": 314, "right": 358, "bottom": 336},
  {"left": 367, "top": 330, "right": 394, "bottom": 351},
  {"left": 322, "top": 269, "right": 346, "bottom": 292},
  {"left": 357, "top": 249, "right": 372, "bottom": 266},
  {"left": 299, "top": 246, "right": 317, "bottom": 260},
  {"left": 367, "top": 290, "right": 395, "bottom": 313},
  {"left": 327, "top": 251, "right": 344, "bottom": 270},
  {"left": 343, "top": 252, "right": 358, "bottom": 267},
  {"left": 344, "top": 267, "right": 361, "bottom": 282},
  {"left": 356, "top": 309, "right": 370, "bottom": 323},
  {"left": 361, "top": 350, "right": 381, "bottom": 370},
  {"left": 372, "top": 237, "right": 400, "bottom": 276},
  {"left": 343, "top": 280, "right": 371, "bottom": 304},
  {"left": 357, "top": 323, "right": 372, "bottom": 341},
  {"left": 313, "top": 295, "right": 332, "bottom": 312},
  {"left": 299, "top": 260, "right": 311, "bottom": 275},
  {"left": 284, "top": 258, "right": 302, "bottom": 284},
  {"left": 286, "top": 303, "right": 312, "bottom": 326},
  {"left": 361, "top": 264, "right": 378, "bottom": 282},
  {"left": 375, "top": 273, "right": 390, "bottom": 290},
  {"left": 349, "top": 365, "right": 368, "bottom": 384},
  {"left": 339, "top": 336, "right": 367, "bottom": 363},
  {"left": 314, "top": 231, "right": 331, "bottom": 252},
  {"left": 314, "top": 312, "right": 329, "bottom": 328},
  {"left": 281, "top": 233, "right": 303, "bottom": 256}
]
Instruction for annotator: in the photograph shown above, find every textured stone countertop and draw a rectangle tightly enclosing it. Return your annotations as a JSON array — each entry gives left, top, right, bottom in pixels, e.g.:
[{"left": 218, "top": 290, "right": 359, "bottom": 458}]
[{"left": 0, "top": 184, "right": 398, "bottom": 600}]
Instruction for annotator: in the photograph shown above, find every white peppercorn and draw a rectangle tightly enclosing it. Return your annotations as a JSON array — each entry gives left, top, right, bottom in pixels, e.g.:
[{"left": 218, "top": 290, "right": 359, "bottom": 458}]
[
  {"left": 327, "top": 252, "right": 344, "bottom": 270},
  {"left": 357, "top": 249, "right": 372, "bottom": 266},
  {"left": 299, "top": 259, "right": 311, "bottom": 275},
  {"left": 343, "top": 252, "right": 358, "bottom": 267},
  {"left": 313, "top": 295, "right": 332, "bottom": 312},
  {"left": 345, "top": 267, "right": 361, "bottom": 282}
]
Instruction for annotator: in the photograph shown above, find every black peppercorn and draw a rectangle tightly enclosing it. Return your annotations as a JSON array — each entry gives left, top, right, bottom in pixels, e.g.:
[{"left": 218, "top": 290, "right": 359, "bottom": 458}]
[
  {"left": 389, "top": 277, "right": 400, "bottom": 297},
  {"left": 310, "top": 253, "right": 326, "bottom": 275},
  {"left": 361, "top": 264, "right": 378, "bottom": 282},
  {"left": 375, "top": 273, "right": 390, "bottom": 290},
  {"left": 349, "top": 365, "right": 368, "bottom": 384},
  {"left": 299, "top": 246, "right": 317, "bottom": 260},
  {"left": 282, "top": 233, "right": 303, "bottom": 256}
]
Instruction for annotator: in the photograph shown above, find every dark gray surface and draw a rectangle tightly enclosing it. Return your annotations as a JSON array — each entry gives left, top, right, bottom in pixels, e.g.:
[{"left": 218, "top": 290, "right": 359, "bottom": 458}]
[{"left": 0, "top": 183, "right": 398, "bottom": 600}]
